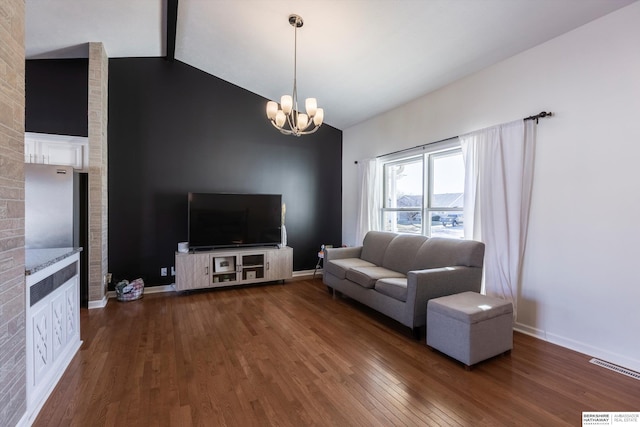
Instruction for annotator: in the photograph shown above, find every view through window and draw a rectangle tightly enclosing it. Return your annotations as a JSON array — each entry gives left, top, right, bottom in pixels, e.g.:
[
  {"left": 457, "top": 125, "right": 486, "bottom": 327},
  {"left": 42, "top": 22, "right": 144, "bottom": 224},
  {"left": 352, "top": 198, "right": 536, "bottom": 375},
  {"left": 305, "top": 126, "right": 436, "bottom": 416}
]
[{"left": 382, "top": 146, "right": 464, "bottom": 239}]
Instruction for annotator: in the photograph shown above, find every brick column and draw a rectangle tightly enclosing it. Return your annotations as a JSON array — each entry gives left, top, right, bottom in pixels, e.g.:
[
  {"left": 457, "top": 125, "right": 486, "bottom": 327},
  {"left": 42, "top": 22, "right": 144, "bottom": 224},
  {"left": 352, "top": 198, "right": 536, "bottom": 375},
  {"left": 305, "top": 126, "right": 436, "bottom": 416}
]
[
  {"left": 88, "top": 42, "right": 109, "bottom": 305},
  {"left": 0, "top": 0, "right": 27, "bottom": 424}
]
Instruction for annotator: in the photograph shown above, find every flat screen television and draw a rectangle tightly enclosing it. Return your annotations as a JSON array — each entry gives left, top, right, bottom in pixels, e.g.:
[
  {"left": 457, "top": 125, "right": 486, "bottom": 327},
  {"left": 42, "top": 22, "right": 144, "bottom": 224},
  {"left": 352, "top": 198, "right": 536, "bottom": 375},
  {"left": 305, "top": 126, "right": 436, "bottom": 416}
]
[{"left": 188, "top": 192, "right": 282, "bottom": 250}]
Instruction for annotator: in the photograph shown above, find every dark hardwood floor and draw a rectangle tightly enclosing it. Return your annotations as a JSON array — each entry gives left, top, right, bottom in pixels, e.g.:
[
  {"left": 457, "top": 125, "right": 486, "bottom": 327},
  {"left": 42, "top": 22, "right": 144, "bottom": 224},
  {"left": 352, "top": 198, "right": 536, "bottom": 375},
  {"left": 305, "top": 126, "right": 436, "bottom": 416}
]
[{"left": 34, "top": 278, "right": 639, "bottom": 426}]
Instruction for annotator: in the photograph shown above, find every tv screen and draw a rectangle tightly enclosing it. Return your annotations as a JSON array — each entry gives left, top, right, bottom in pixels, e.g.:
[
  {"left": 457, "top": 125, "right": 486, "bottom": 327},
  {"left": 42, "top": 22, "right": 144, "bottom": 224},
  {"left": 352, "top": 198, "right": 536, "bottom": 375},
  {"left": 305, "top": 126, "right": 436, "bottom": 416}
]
[{"left": 188, "top": 193, "right": 282, "bottom": 250}]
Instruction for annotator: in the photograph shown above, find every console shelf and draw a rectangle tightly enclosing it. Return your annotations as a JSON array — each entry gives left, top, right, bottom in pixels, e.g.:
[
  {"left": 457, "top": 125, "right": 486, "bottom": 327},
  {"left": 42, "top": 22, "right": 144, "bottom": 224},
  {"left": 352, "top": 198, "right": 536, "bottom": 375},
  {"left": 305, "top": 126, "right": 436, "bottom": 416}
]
[{"left": 174, "top": 246, "right": 293, "bottom": 292}]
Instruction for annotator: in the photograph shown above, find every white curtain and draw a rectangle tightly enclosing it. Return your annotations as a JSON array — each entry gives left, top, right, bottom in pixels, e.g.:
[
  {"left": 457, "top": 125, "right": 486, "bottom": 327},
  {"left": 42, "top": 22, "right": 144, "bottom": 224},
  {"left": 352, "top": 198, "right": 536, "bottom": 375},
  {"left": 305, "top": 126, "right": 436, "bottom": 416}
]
[
  {"left": 459, "top": 119, "right": 536, "bottom": 316},
  {"left": 355, "top": 158, "right": 381, "bottom": 246}
]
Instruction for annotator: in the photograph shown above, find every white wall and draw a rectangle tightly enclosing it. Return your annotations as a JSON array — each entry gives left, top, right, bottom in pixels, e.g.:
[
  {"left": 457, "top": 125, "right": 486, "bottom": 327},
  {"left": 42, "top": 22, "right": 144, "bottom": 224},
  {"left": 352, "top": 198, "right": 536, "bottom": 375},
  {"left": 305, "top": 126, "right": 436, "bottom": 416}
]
[{"left": 342, "top": 2, "right": 640, "bottom": 372}]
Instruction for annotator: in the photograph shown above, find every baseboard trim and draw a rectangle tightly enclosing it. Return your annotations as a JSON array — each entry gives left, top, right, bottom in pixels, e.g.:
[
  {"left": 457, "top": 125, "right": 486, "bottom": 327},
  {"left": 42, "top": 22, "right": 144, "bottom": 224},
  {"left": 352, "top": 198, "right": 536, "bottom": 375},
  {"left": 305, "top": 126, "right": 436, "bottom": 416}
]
[
  {"left": 292, "top": 269, "right": 322, "bottom": 278},
  {"left": 14, "top": 411, "right": 29, "bottom": 427},
  {"left": 106, "top": 284, "right": 177, "bottom": 300},
  {"left": 88, "top": 295, "right": 108, "bottom": 309},
  {"left": 514, "top": 322, "right": 640, "bottom": 374},
  {"left": 98, "top": 272, "right": 321, "bottom": 302}
]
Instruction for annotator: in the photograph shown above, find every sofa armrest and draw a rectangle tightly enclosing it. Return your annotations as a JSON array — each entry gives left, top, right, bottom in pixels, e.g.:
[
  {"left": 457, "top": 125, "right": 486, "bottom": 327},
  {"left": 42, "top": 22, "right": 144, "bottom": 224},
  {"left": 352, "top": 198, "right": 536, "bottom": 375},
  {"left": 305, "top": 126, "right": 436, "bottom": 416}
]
[
  {"left": 324, "top": 246, "right": 363, "bottom": 262},
  {"left": 406, "top": 266, "right": 483, "bottom": 324}
]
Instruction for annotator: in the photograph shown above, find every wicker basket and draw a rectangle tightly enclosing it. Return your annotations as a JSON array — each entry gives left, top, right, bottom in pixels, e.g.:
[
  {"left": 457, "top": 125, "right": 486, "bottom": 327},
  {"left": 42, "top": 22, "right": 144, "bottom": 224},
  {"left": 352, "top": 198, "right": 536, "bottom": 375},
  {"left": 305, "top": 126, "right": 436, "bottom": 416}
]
[{"left": 115, "top": 278, "right": 144, "bottom": 302}]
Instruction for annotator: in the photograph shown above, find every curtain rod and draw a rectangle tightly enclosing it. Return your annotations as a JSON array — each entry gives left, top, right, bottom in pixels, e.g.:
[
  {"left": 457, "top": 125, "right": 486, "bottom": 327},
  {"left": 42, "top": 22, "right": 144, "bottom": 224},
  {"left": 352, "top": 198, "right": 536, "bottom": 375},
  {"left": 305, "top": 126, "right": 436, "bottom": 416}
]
[{"left": 354, "top": 111, "right": 553, "bottom": 164}]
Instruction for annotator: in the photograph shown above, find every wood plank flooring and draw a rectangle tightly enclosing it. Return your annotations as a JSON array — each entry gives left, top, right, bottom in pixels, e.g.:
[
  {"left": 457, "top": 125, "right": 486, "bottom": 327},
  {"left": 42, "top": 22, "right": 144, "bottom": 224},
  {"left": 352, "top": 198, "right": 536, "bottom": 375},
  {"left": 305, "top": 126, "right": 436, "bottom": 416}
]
[{"left": 34, "top": 278, "right": 640, "bottom": 426}]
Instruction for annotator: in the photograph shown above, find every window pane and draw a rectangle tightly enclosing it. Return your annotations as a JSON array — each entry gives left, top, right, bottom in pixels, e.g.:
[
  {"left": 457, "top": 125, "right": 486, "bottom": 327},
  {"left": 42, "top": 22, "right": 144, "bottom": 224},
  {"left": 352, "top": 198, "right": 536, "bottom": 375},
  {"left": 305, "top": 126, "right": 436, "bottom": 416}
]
[
  {"left": 428, "top": 211, "right": 464, "bottom": 239},
  {"left": 382, "top": 211, "right": 422, "bottom": 234},
  {"left": 431, "top": 151, "right": 464, "bottom": 208},
  {"left": 384, "top": 159, "right": 423, "bottom": 209}
]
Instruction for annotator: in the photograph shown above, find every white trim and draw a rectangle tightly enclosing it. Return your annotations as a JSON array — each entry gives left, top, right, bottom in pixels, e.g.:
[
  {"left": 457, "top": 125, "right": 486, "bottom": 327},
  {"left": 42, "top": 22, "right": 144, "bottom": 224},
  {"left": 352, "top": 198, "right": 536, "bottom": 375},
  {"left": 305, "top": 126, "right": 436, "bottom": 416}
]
[
  {"left": 14, "top": 411, "right": 29, "bottom": 427},
  {"left": 88, "top": 295, "right": 108, "bottom": 309},
  {"left": 103, "top": 273, "right": 319, "bottom": 298},
  {"left": 513, "top": 322, "right": 546, "bottom": 340},
  {"left": 515, "top": 322, "right": 640, "bottom": 374},
  {"left": 26, "top": 340, "right": 82, "bottom": 425},
  {"left": 293, "top": 269, "right": 321, "bottom": 278},
  {"left": 106, "top": 284, "right": 176, "bottom": 300}
]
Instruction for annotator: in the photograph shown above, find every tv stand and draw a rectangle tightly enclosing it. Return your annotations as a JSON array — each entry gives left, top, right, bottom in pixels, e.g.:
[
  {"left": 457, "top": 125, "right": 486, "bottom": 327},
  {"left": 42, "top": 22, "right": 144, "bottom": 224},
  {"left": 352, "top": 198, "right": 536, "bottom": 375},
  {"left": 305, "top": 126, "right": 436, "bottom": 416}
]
[{"left": 174, "top": 246, "right": 293, "bottom": 292}]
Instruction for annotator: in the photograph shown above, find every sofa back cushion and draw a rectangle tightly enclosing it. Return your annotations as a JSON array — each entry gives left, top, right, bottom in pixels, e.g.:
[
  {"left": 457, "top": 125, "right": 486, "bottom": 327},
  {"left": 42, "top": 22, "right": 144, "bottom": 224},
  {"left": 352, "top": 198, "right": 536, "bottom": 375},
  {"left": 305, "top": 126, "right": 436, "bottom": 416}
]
[
  {"left": 412, "top": 237, "right": 485, "bottom": 270},
  {"left": 381, "top": 234, "right": 428, "bottom": 274},
  {"left": 360, "top": 231, "right": 397, "bottom": 265}
]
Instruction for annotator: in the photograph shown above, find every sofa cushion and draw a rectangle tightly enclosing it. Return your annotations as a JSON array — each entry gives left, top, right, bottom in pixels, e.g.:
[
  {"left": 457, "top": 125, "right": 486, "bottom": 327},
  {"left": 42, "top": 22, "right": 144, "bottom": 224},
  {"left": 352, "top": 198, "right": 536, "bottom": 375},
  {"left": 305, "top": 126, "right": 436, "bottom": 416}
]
[
  {"left": 360, "top": 231, "right": 397, "bottom": 266},
  {"left": 382, "top": 234, "right": 428, "bottom": 274},
  {"left": 325, "top": 258, "right": 376, "bottom": 280},
  {"left": 427, "top": 291, "right": 513, "bottom": 324},
  {"left": 346, "top": 266, "right": 406, "bottom": 289},
  {"left": 412, "top": 237, "right": 485, "bottom": 270},
  {"left": 374, "top": 278, "right": 408, "bottom": 302}
]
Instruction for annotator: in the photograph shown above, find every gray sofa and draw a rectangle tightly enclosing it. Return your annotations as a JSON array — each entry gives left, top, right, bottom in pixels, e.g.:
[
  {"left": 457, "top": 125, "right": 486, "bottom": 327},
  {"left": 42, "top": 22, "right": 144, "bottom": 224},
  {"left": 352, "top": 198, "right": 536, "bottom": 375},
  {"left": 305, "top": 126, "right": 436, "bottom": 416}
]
[{"left": 323, "top": 231, "right": 485, "bottom": 335}]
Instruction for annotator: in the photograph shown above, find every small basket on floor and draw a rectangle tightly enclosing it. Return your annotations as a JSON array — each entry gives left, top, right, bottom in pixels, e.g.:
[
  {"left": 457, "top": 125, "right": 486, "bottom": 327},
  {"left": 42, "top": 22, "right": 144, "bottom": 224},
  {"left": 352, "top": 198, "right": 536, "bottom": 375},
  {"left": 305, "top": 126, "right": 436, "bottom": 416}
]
[{"left": 115, "top": 278, "right": 144, "bottom": 302}]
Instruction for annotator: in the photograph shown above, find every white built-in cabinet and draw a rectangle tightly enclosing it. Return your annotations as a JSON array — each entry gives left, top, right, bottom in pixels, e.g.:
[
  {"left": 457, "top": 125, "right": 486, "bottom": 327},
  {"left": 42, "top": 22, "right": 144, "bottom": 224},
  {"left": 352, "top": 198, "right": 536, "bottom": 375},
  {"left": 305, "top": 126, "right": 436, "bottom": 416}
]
[
  {"left": 25, "top": 132, "right": 89, "bottom": 171},
  {"left": 175, "top": 246, "right": 293, "bottom": 292},
  {"left": 26, "top": 251, "right": 81, "bottom": 423}
]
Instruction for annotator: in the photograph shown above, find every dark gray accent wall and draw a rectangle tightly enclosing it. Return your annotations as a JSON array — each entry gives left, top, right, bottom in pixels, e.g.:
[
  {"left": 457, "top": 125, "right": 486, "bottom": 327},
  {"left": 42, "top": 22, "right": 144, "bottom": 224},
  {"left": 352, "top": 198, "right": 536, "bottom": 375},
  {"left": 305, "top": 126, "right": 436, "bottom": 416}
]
[
  {"left": 108, "top": 58, "right": 342, "bottom": 286},
  {"left": 25, "top": 59, "right": 89, "bottom": 136}
]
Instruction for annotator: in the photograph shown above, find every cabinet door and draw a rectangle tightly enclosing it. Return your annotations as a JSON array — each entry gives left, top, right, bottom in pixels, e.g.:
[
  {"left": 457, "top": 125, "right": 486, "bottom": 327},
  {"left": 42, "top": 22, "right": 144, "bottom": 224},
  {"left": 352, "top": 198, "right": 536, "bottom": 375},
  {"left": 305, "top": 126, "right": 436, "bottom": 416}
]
[
  {"left": 24, "top": 133, "right": 89, "bottom": 171},
  {"left": 65, "top": 277, "right": 79, "bottom": 342},
  {"left": 175, "top": 253, "right": 211, "bottom": 291},
  {"left": 40, "top": 141, "right": 85, "bottom": 170},
  {"left": 32, "top": 303, "right": 51, "bottom": 386},
  {"left": 240, "top": 252, "right": 266, "bottom": 282},
  {"left": 211, "top": 252, "right": 240, "bottom": 286},
  {"left": 265, "top": 247, "right": 293, "bottom": 281},
  {"left": 51, "top": 292, "right": 66, "bottom": 362}
]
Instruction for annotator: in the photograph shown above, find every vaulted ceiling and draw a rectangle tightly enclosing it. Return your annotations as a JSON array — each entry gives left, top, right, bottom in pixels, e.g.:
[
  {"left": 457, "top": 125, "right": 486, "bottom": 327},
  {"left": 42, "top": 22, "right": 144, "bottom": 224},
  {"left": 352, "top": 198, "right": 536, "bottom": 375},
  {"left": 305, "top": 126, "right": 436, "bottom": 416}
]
[{"left": 25, "top": 0, "right": 637, "bottom": 129}]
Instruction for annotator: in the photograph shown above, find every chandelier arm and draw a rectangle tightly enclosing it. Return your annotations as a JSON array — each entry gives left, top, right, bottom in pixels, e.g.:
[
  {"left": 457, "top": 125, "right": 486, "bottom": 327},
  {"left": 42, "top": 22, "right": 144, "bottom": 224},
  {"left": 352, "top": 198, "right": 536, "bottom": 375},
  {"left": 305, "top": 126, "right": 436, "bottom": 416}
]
[{"left": 297, "top": 124, "right": 320, "bottom": 136}]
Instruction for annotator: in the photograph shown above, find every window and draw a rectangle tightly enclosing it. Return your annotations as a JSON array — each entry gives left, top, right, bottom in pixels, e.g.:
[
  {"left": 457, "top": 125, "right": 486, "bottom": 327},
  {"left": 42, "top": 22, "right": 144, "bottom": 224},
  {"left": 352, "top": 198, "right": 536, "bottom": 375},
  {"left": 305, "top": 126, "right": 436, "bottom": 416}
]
[{"left": 382, "top": 144, "right": 464, "bottom": 239}]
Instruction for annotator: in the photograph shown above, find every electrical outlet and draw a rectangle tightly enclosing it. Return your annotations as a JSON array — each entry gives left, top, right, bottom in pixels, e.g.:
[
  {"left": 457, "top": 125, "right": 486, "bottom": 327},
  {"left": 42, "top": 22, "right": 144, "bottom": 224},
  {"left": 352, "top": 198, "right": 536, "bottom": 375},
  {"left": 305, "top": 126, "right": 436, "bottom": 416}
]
[
  {"left": 171, "top": 266, "right": 175, "bottom": 276},
  {"left": 161, "top": 267, "right": 168, "bottom": 276}
]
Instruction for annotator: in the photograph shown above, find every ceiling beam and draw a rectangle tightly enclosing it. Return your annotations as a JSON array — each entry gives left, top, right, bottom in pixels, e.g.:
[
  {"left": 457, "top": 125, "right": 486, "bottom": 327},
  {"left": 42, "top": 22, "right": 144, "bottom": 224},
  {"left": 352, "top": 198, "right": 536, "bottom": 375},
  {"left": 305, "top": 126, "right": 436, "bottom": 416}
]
[{"left": 166, "top": 0, "right": 178, "bottom": 61}]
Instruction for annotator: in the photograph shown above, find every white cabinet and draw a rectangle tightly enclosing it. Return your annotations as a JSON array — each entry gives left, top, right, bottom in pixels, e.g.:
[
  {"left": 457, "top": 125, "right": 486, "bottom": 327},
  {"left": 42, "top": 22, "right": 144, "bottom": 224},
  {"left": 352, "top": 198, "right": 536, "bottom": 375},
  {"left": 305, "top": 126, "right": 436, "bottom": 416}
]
[
  {"left": 175, "top": 246, "right": 293, "bottom": 292},
  {"left": 26, "top": 252, "right": 81, "bottom": 422},
  {"left": 25, "top": 132, "right": 89, "bottom": 171}
]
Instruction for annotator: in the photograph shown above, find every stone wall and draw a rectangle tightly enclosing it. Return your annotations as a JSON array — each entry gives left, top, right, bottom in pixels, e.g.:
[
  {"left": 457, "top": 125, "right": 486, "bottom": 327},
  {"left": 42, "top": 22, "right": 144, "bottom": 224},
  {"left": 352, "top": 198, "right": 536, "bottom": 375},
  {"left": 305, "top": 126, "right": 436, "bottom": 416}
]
[
  {"left": 0, "top": 0, "right": 27, "bottom": 425},
  {"left": 88, "top": 42, "right": 108, "bottom": 304}
]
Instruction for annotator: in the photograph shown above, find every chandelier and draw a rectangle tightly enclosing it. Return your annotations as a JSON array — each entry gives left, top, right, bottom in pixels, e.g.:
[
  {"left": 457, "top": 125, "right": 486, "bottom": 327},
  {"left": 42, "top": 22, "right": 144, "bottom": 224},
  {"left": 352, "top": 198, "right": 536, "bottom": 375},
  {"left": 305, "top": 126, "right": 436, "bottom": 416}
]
[{"left": 266, "top": 14, "right": 324, "bottom": 136}]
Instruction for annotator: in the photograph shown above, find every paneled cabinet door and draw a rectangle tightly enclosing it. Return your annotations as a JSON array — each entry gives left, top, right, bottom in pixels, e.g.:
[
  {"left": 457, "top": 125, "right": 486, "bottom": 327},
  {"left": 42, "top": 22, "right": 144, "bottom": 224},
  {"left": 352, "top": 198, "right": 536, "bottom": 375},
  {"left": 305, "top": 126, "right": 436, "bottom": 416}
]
[
  {"left": 265, "top": 247, "right": 293, "bottom": 281},
  {"left": 31, "top": 303, "right": 51, "bottom": 386},
  {"left": 175, "top": 252, "right": 211, "bottom": 291},
  {"left": 24, "top": 133, "right": 89, "bottom": 171},
  {"left": 51, "top": 292, "right": 66, "bottom": 362},
  {"left": 40, "top": 141, "right": 85, "bottom": 170}
]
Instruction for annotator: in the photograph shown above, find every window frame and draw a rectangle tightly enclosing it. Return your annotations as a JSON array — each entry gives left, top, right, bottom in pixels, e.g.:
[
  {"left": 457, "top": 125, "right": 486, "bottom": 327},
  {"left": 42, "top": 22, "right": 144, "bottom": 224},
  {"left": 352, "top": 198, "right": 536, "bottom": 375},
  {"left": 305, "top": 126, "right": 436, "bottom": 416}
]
[{"left": 380, "top": 140, "right": 463, "bottom": 238}]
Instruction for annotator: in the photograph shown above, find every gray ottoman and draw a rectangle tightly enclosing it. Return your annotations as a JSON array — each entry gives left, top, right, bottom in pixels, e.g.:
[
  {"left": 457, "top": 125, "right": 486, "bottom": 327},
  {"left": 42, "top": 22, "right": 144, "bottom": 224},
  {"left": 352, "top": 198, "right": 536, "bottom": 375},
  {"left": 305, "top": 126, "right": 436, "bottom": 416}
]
[{"left": 427, "top": 291, "right": 513, "bottom": 369}]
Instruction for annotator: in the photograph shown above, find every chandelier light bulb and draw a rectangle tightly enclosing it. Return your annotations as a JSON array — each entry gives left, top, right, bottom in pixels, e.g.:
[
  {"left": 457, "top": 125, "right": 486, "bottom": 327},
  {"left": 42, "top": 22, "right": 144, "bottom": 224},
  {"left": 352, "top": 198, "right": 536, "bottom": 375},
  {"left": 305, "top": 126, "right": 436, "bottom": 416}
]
[
  {"left": 297, "top": 113, "right": 309, "bottom": 130},
  {"left": 266, "top": 14, "right": 324, "bottom": 137},
  {"left": 275, "top": 110, "right": 286, "bottom": 127},
  {"left": 266, "top": 101, "right": 278, "bottom": 120},
  {"left": 305, "top": 98, "right": 317, "bottom": 117},
  {"left": 313, "top": 108, "right": 324, "bottom": 126},
  {"left": 280, "top": 95, "right": 293, "bottom": 115}
]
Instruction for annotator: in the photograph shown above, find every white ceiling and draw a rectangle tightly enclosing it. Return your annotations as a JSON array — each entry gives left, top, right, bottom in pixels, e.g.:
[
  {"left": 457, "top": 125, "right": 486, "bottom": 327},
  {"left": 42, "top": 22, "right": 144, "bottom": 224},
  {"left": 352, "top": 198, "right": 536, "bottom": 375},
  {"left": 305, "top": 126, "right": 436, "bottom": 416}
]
[{"left": 25, "top": 0, "right": 637, "bottom": 129}]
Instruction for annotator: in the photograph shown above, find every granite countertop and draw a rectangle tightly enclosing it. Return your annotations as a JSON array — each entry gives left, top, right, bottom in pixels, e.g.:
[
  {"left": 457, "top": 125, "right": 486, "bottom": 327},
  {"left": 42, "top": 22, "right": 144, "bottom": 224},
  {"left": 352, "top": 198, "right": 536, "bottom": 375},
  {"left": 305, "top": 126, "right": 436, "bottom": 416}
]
[{"left": 25, "top": 247, "right": 83, "bottom": 275}]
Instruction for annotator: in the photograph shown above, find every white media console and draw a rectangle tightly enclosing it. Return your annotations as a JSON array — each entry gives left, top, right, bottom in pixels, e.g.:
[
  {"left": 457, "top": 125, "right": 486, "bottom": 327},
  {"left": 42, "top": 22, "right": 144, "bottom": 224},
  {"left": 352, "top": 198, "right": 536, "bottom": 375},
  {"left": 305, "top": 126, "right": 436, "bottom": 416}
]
[{"left": 174, "top": 246, "right": 293, "bottom": 291}]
